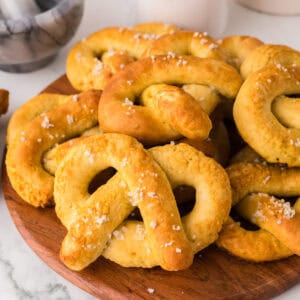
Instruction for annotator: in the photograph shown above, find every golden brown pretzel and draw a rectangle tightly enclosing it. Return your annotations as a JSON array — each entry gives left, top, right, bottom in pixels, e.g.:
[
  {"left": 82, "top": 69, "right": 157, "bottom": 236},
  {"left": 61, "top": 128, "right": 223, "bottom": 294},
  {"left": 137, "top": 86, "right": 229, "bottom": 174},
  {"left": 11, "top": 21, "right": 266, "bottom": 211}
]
[
  {"left": 144, "top": 30, "right": 224, "bottom": 60},
  {"left": 66, "top": 23, "right": 177, "bottom": 91},
  {"left": 99, "top": 55, "right": 242, "bottom": 144},
  {"left": 217, "top": 162, "right": 300, "bottom": 262},
  {"left": 6, "top": 90, "right": 101, "bottom": 207},
  {"left": 53, "top": 134, "right": 231, "bottom": 270},
  {"left": 144, "top": 31, "right": 225, "bottom": 115},
  {"left": 241, "top": 44, "right": 300, "bottom": 79},
  {"left": 234, "top": 64, "right": 300, "bottom": 166},
  {"left": 217, "top": 35, "right": 264, "bottom": 69},
  {"left": 6, "top": 93, "right": 72, "bottom": 145},
  {"left": 54, "top": 134, "right": 194, "bottom": 271}
]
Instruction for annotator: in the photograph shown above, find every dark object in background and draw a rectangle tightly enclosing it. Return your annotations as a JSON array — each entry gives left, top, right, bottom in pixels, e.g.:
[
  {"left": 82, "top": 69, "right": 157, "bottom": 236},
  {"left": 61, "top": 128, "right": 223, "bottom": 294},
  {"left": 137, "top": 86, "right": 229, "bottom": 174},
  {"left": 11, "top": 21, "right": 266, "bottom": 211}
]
[{"left": 35, "top": 0, "right": 61, "bottom": 11}]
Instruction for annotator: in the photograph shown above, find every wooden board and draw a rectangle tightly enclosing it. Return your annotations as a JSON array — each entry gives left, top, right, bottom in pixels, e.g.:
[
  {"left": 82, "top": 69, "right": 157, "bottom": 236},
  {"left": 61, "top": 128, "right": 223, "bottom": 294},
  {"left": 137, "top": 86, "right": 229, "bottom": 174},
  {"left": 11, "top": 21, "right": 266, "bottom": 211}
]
[{"left": 2, "top": 75, "right": 300, "bottom": 300}]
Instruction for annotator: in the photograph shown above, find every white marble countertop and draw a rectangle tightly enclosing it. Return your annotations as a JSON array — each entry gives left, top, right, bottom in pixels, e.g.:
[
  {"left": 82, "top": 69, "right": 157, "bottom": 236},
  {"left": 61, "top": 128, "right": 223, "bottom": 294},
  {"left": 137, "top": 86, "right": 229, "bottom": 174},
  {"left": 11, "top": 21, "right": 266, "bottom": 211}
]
[{"left": 0, "top": 0, "right": 300, "bottom": 299}]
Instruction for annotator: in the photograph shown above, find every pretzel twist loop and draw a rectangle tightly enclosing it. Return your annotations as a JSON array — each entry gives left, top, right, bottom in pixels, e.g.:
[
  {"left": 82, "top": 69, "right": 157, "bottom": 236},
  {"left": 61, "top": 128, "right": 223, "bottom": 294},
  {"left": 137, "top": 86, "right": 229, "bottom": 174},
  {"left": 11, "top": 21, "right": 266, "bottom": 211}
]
[
  {"left": 53, "top": 134, "right": 231, "bottom": 270},
  {"left": 217, "top": 162, "right": 300, "bottom": 262},
  {"left": 6, "top": 90, "right": 101, "bottom": 207},
  {"left": 66, "top": 23, "right": 177, "bottom": 91},
  {"left": 99, "top": 55, "right": 242, "bottom": 144},
  {"left": 234, "top": 65, "right": 300, "bottom": 166}
]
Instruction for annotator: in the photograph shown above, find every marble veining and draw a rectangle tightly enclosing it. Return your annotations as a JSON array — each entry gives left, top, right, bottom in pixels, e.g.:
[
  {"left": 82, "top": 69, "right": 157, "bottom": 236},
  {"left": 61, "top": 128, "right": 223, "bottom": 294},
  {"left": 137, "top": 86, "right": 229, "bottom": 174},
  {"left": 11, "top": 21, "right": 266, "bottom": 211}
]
[
  {"left": 0, "top": 246, "right": 72, "bottom": 299},
  {"left": 0, "top": 0, "right": 83, "bottom": 72}
]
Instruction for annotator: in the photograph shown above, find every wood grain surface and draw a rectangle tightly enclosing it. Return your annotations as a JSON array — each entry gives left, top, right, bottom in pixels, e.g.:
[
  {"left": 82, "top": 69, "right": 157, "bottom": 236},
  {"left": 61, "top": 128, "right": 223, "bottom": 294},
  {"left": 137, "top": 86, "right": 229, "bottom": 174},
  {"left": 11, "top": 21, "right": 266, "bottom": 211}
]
[{"left": 2, "top": 75, "right": 300, "bottom": 300}]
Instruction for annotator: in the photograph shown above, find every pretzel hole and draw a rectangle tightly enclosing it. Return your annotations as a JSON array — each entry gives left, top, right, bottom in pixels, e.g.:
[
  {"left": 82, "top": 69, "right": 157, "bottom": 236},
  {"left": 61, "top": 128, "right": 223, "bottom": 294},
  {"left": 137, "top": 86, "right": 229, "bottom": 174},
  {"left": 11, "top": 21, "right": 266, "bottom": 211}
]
[
  {"left": 230, "top": 209, "right": 260, "bottom": 231},
  {"left": 223, "top": 118, "right": 245, "bottom": 157},
  {"left": 284, "top": 94, "right": 300, "bottom": 98},
  {"left": 127, "top": 185, "right": 196, "bottom": 221},
  {"left": 283, "top": 196, "right": 298, "bottom": 206},
  {"left": 88, "top": 167, "right": 116, "bottom": 194}
]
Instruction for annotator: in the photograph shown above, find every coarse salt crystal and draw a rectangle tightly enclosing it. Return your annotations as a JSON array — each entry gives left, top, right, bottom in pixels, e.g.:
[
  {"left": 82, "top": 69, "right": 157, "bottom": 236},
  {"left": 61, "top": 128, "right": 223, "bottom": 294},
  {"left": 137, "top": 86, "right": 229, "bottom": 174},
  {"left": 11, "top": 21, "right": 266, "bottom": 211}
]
[
  {"left": 122, "top": 98, "right": 134, "bottom": 106},
  {"left": 147, "top": 288, "right": 155, "bottom": 294},
  {"left": 164, "top": 241, "right": 174, "bottom": 247},
  {"left": 127, "top": 80, "right": 133, "bottom": 85},
  {"left": 66, "top": 114, "right": 74, "bottom": 124},
  {"left": 172, "top": 225, "right": 181, "bottom": 231},
  {"left": 150, "top": 221, "right": 157, "bottom": 229},
  {"left": 93, "top": 61, "right": 103, "bottom": 75},
  {"left": 200, "top": 38, "right": 208, "bottom": 44},
  {"left": 121, "top": 157, "right": 128, "bottom": 168},
  {"left": 263, "top": 175, "right": 271, "bottom": 185},
  {"left": 147, "top": 191, "right": 157, "bottom": 198},
  {"left": 41, "top": 116, "right": 54, "bottom": 129},
  {"left": 95, "top": 215, "right": 109, "bottom": 225},
  {"left": 113, "top": 230, "right": 124, "bottom": 240}
]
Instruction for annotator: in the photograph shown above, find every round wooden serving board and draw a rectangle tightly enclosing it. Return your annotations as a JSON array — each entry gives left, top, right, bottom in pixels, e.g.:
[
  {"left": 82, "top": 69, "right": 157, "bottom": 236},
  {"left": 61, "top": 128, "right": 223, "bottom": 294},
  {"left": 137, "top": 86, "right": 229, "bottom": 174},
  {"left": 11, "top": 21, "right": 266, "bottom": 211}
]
[{"left": 2, "top": 75, "right": 300, "bottom": 300}]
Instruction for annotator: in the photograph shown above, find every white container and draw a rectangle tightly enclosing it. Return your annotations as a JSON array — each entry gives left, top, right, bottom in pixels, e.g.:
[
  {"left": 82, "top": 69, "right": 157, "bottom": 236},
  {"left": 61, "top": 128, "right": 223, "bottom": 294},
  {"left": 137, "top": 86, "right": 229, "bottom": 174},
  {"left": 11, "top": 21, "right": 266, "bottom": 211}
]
[
  {"left": 238, "top": 0, "right": 300, "bottom": 15},
  {"left": 136, "top": 0, "right": 229, "bottom": 37}
]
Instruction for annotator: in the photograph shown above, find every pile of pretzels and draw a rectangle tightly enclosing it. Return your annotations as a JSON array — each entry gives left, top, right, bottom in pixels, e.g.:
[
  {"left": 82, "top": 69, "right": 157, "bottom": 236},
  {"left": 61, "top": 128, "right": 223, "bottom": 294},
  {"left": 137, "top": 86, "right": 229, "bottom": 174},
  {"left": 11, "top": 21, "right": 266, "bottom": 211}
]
[{"left": 5, "top": 23, "right": 300, "bottom": 271}]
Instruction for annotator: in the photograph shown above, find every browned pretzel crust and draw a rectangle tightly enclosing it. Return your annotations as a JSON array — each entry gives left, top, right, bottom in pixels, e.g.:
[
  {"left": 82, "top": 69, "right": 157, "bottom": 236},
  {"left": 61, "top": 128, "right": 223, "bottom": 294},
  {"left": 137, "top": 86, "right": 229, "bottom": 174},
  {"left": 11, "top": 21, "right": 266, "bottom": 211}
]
[
  {"left": 217, "top": 162, "right": 300, "bottom": 262},
  {"left": 234, "top": 65, "right": 300, "bottom": 166},
  {"left": 54, "top": 134, "right": 231, "bottom": 270},
  {"left": 6, "top": 90, "right": 101, "bottom": 207},
  {"left": 66, "top": 23, "right": 177, "bottom": 91},
  {"left": 99, "top": 55, "right": 242, "bottom": 144}
]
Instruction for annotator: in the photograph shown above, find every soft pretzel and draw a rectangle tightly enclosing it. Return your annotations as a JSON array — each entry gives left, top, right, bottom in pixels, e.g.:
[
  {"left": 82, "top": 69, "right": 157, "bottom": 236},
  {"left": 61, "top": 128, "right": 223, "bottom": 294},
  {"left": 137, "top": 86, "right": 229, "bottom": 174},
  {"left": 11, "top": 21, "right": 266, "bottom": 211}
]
[
  {"left": 54, "top": 133, "right": 194, "bottom": 271},
  {"left": 53, "top": 134, "right": 231, "bottom": 270},
  {"left": 144, "top": 31, "right": 225, "bottom": 115},
  {"left": 99, "top": 55, "right": 242, "bottom": 144},
  {"left": 144, "top": 31, "right": 224, "bottom": 60},
  {"left": 234, "top": 64, "right": 300, "bottom": 166},
  {"left": 6, "top": 90, "right": 101, "bottom": 207},
  {"left": 217, "top": 35, "right": 263, "bottom": 69},
  {"left": 66, "top": 23, "right": 177, "bottom": 91},
  {"left": 6, "top": 93, "right": 71, "bottom": 145},
  {"left": 0, "top": 89, "right": 9, "bottom": 116},
  {"left": 241, "top": 44, "right": 300, "bottom": 79},
  {"left": 217, "top": 162, "right": 300, "bottom": 262}
]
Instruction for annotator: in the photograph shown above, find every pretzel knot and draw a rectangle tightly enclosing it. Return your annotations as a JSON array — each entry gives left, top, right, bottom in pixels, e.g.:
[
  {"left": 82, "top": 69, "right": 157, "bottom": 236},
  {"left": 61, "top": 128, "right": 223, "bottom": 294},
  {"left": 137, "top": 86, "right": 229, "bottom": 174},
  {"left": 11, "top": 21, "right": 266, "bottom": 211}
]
[
  {"left": 54, "top": 134, "right": 231, "bottom": 271},
  {"left": 217, "top": 162, "right": 300, "bottom": 262},
  {"left": 99, "top": 55, "right": 242, "bottom": 144},
  {"left": 234, "top": 64, "right": 300, "bottom": 166},
  {"left": 66, "top": 23, "right": 177, "bottom": 91},
  {"left": 6, "top": 90, "right": 101, "bottom": 207}
]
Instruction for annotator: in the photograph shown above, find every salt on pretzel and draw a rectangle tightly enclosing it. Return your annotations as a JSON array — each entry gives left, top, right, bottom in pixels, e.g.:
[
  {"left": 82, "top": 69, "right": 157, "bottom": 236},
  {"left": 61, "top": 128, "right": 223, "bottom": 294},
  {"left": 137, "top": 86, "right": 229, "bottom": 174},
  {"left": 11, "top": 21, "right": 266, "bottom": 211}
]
[
  {"left": 0, "top": 89, "right": 9, "bottom": 117},
  {"left": 217, "top": 162, "right": 300, "bottom": 262},
  {"left": 53, "top": 134, "right": 231, "bottom": 270},
  {"left": 234, "top": 64, "right": 300, "bottom": 166},
  {"left": 44, "top": 118, "right": 230, "bottom": 179},
  {"left": 66, "top": 23, "right": 177, "bottom": 91},
  {"left": 144, "top": 31, "right": 225, "bottom": 115},
  {"left": 241, "top": 44, "right": 300, "bottom": 79},
  {"left": 144, "top": 33, "right": 261, "bottom": 119},
  {"left": 6, "top": 93, "right": 72, "bottom": 145},
  {"left": 54, "top": 134, "right": 194, "bottom": 271},
  {"left": 99, "top": 55, "right": 242, "bottom": 144},
  {"left": 6, "top": 90, "right": 101, "bottom": 207},
  {"left": 144, "top": 31, "right": 224, "bottom": 60}
]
